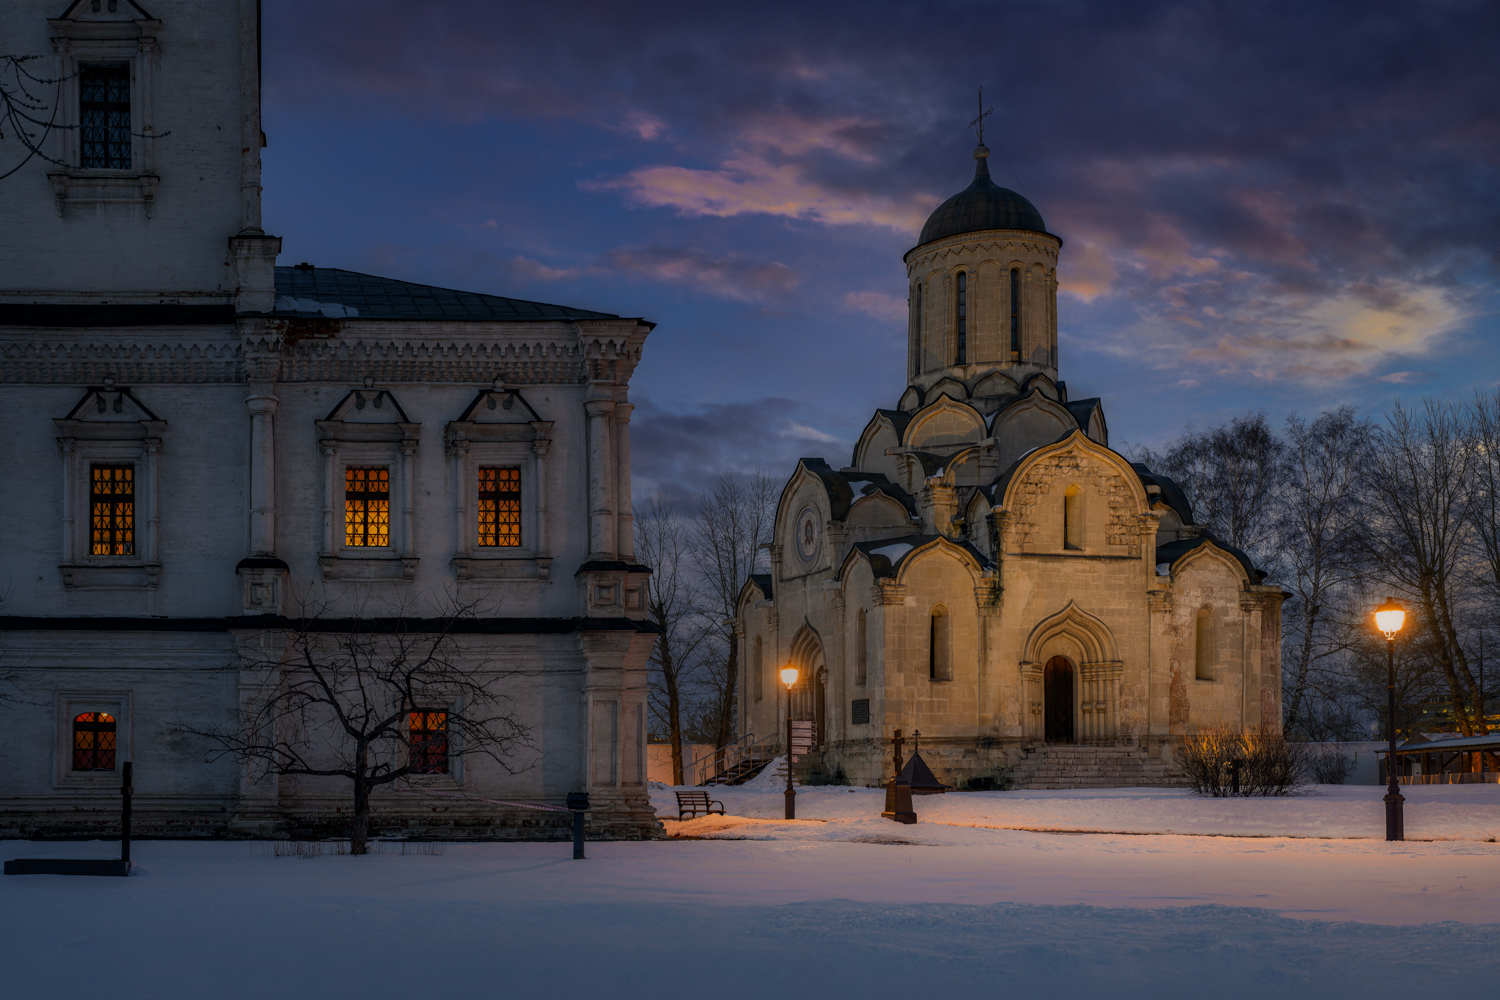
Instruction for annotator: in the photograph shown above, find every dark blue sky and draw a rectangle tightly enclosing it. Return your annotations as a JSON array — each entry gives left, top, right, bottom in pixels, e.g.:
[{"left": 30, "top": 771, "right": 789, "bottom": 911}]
[{"left": 260, "top": 0, "right": 1500, "bottom": 500}]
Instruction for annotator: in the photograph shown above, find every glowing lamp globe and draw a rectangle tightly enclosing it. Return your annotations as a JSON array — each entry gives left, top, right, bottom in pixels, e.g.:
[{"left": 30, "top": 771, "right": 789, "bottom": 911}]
[
  {"left": 1374, "top": 598, "right": 1405, "bottom": 639},
  {"left": 779, "top": 666, "right": 799, "bottom": 689}
]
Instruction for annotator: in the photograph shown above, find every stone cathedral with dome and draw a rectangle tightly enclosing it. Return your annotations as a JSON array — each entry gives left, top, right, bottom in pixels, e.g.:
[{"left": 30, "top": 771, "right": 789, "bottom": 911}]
[{"left": 736, "top": 139, "right": 1286, "bottom": 788}]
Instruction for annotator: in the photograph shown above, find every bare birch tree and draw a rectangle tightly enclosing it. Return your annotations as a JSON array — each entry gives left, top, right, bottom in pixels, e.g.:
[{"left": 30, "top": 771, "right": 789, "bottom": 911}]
[
  {"left": 174, "top": 601, "right": 532, "bottom": 854},
  {"left": 1278, "top": 407, "right": 1373, "bottom": 736},
  {"left": 693, "top": 471, "right": 777, "bottom": 749},
  {"left": 1463, "top": 390, "right": 1500, "bottom": 731},
  {"left": 1361, "top": 400, "right": 1483, "bottom": 735},
  {"left": 636, "top": 492, "right": 710, "bottom": 784}
]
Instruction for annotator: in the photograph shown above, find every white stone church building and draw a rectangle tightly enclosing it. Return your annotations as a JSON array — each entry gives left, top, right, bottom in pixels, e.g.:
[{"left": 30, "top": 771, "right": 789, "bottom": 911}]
[
  {"left": 0, "top": 1, "right": 658, "bottom": 838},
  {"left": 738, "top": 140, "right": 1286, "bottom": 788}
]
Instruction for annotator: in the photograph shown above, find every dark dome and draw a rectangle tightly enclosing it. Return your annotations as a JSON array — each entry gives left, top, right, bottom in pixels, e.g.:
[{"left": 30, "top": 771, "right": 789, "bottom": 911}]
[{"left": 918, "top": 146, "right": 1048, "bottom": 245}]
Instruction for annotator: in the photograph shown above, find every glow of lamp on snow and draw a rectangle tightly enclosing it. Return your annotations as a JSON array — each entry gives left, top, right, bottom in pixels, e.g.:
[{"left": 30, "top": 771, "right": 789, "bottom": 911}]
[
  {"left": 779, "top": 666, "right": 799, "bottom": 689},
  {"left": 1374, "top": 597, "right": 1405, "bottom": 639}
]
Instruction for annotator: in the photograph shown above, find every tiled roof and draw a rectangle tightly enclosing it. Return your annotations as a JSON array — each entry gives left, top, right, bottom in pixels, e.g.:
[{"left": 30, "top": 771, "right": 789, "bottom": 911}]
[{"left": 272, "top": 266, "right": 621, "bottom": 322}]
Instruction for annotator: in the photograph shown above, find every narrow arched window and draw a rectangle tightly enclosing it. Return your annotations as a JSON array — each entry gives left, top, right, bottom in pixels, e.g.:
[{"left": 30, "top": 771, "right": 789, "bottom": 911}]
[
  {"left": 955, "top": 272, "right": 967, "bottom": 365},
  {"left": 73, "top": 712, "right": 116, "bottom": 771},
  {"left": 912, "top": 282, "right": 924, "bottom": 377},
  {"left": 1195, "top": 608, "right": 1214, "bottom": 680},
  {"left": 930, "top": 605, "right": 951, "bottom": 681},
  {"left": 856, "top": 608, "right": 868, "bottom": 686},
  {"left": 1063, "top": 485, "right": 1082, "bottom": 550},
  {"left": 753, "top": 635, "right": 764, "bottom": 702},
  {"left": 1010, "top": 267, "right": 1021, "bottom": 354}
]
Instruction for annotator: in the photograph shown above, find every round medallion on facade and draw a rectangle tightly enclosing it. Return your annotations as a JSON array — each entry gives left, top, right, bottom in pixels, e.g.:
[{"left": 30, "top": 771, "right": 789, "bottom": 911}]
[{"left": 795, "top": 506, "right": 821, "bottom": 562}]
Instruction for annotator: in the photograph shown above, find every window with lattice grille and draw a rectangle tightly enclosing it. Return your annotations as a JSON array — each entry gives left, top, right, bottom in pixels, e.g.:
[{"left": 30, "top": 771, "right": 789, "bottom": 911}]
[
  {"left": 477, "top": 467, "right": 521, "bottom": 547},
  {"left": 79, "top": 65, "right": 130, "bottom": 169},
  {"left": 409, "top": 712, "right": 449, "bottom": 774},
  {"left": 90, "top": 464, "right": 135, "bottom": 555},
  {"left": 73, "top": 712, "right": 117, "bottom": 771},
  {"left": 345, "top": 467, "right": 390, "bottom": 547}
]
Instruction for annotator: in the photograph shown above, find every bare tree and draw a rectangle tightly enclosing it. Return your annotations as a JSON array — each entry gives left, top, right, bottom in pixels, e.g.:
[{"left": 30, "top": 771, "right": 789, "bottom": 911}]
[
  {"left": 1463, "top": 390, "right": 1500, "bottom": 732},
  {"left": 1145, "top": 411, "right": 1287, "bottom": 565},
  {"left": 1, "top": 55, "right": 69, "bottom": 183},
  {"left": 1361, "top": 400, "right": 1483, "bottom": 735},
  {"left": 1278, "top": 407, "right": 1374, "bottom": 736},
  {"left": 636, "top": 492, "right": 711, "bottom": 784},
  {"left": 692, "top": 471, "right": 777, "bottom": 749},
  {"left": 174, "top": 599, "right": 532, "bottom": 854}
]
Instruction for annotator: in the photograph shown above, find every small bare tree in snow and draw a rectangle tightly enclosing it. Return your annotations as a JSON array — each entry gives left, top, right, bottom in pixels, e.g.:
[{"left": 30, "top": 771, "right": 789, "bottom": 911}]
[{"left": 174, "top": 597, "right": 532, "bottom": 854}]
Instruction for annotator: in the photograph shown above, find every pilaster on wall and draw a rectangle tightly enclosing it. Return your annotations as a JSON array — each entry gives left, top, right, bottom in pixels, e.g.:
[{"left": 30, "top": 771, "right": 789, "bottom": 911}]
[
  {"left": 1019, "top": 660, "right": 1043, "bottom": 740},
  {"left": 579, "top": 631, "right": 655, "bottom": 828},
  {"left": 584, "top": 391, "right": 616, "bottom": 561},
  {"left": 229, "top": 235, "right": 281, "bottom": 314}
]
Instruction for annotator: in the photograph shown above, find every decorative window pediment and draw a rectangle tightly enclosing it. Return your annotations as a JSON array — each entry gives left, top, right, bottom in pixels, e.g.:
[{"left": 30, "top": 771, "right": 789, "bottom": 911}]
[
  {"left": 316, "top": 386, "right": 420, "bottom": 580},
  {"left": 47, "top": 2, "right": 163, "bottom": 217},
  {"left": 446, "top": 386, "right": 554, "bottom": 581},
  {"left": 54, "top": 385, "right": 164, "bottom": 589}
]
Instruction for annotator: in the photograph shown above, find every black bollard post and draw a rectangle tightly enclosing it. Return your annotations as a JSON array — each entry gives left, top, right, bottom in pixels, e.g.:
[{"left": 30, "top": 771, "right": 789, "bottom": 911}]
[
  {"left": 566, "top": 792, "right": 589, "bottom": 860},
  {"left": 121, "top": 761, "right": 133, "bottom": 865}
]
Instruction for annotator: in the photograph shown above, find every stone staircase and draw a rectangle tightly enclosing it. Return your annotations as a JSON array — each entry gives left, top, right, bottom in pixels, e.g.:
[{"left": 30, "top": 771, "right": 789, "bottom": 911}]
[{"left": 1009, "top": 744, "right": 1189, "bottom": 790}]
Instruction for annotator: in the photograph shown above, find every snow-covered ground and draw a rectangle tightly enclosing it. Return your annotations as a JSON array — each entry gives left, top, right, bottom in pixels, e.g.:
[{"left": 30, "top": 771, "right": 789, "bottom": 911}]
[
  {"left": 653, "top": 780, "right": 1500, "bottom": 841},
  {"left": 4, "top": 784, "right": 1499, "bottom": 998}
]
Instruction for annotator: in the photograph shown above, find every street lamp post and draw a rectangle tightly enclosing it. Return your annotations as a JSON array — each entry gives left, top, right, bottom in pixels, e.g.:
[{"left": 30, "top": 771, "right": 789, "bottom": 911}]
[
  {"left": 780, "top": 666, "right": 799, "bottom": 820},
  {"left": 1375, "top": 597, "right": 1406, "bottom": 842}
]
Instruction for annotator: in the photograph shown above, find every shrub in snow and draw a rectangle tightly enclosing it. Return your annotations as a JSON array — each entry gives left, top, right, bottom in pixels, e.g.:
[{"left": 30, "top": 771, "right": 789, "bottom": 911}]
[
  {"left": 1178, "top": 726, "right": 1311, "bottom": 796},
  {"left": 1309, "top": 748, "right": 1356, "bottom": 785}
]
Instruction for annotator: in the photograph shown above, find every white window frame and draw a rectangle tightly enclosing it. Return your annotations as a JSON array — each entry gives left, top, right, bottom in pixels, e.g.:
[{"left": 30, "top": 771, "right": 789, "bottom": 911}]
[
  {"left": 47, "top": 4, "right": 161, "bottom": 216},
  {"left": 446, "top": 388, "right": 553, "bottom": 582},
  {"left": 316, "top": 390, "right": 420, "bottom": 581},
  {"left": 55, "top": 690, "right": 132, "bottom": 788},
  {"left": 54, "top": 387, "right": 164, "bottom": 590}
]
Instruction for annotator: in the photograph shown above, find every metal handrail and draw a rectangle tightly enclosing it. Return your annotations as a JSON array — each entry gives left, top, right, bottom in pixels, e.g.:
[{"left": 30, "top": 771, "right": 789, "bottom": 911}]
[{"left": 689, "top": 731, "right": 779, "bottom": 786}]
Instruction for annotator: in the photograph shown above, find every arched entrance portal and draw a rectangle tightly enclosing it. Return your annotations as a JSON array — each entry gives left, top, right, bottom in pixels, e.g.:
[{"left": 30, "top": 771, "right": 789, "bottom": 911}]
[
  {"left": 788, "top": 627, "right": 826, "bottom": 746},
  {"left": 1044, "top": 656, "right": 1075, "bottom": 743}
]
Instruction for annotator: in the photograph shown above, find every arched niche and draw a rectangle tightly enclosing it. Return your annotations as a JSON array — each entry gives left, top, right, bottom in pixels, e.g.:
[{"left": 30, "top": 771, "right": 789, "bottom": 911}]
[
  {"left": 904, "top": 397, "right": 987, "bottom": 453},
  {"left": 991, "top": 393, "right": 1076, "bottom": 470},
  {"left": 847, "top": 493, "right": 911, "bottom": 538}
]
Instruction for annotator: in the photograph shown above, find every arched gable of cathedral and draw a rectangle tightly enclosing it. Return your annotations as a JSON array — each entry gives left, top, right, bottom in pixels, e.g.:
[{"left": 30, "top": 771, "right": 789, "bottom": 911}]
[
  {"left": 897, "top": 386, "right": 924, "bottom": 412},
  {"left": 852, "top": 410, "right": 911, "bottom": 481},
  {"left": 1065, "top": 398, "right": 1108, "bottom": 445},
  {"left": 998, "top": 430, "right": 1148, "bottom": 554},
  {"left": 902, "top": 396, "right": 987, "bottom": 452},
  {"left": 973, "top": 370, "right": 1020, "bottom": 399},
  {"left": 774, "top": 459, "right": 851, "bottom": 574},
  {"left": 847, "top": 492, "right": 913, "bottom": 536},
  {"left": 1019, "top": 372, "right": 1060, "bottom": 401},
  {"left": 969, "top": 371, "right": 1021, "bottom": 417},
  {"left": 927, "top": 376, "right": 969, "bottom": 403},
  {"left": 1021, "top": 601, "right": 1122, "bottom": 667},
  {"left": 1161, "top": 537, "right": 1256, "bottom": 588},
  {"left": 894, "top": 536, "right": 988, "bottom": 592},
  {"left": 990, "top": 391, "right": 1079, "bottom": 470},
  {"left": 737, "top": 573, "right": 772, "bottom": 617}
]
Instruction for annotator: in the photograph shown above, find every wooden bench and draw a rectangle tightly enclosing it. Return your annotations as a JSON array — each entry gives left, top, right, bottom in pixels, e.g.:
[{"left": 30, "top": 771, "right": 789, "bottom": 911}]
[{"left": 674, "top": 790, "right": 725, "bottom": 821}]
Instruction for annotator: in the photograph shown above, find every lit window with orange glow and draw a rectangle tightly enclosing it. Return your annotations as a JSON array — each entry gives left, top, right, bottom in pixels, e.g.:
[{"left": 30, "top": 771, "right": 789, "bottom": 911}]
[
  {"left": 477, "top": 467, "right": 521, "bottom": 547},
  {"left": 90, "top": 464, "right": 134, "bottom": 555},
  {"left": 344, "top": 467, "right": 390, "bottom": 547},
  {"left": 73, "top": 712, "right": 116, "bottom": 771},
  {"left": 409, "top": 711, "right": 449, "bottom": 774}
]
